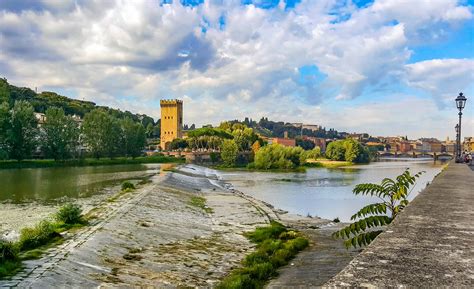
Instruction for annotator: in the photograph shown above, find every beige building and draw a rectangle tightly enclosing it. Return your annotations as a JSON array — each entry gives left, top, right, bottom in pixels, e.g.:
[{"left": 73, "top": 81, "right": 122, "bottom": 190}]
[{"left": 160, "top": 99, "right": 183, "bottom": 150}]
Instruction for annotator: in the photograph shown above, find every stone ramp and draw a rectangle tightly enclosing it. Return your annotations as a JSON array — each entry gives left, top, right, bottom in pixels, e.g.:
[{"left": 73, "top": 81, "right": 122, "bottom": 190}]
[
  {"left": 267, "top": 225, "right": 359, "bottom": 289},
  {"left": 325, "top": 163, "right": 474, "bottom": 287}
]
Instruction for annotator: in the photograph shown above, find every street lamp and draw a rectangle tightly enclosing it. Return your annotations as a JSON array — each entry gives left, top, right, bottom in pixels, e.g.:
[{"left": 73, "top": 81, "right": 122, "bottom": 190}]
[
  {"left": 455, "top": 92, "right": 467, "bottom": 162},
  {"left": 455, "top": 124, "right": 459, "bottom": 159}
]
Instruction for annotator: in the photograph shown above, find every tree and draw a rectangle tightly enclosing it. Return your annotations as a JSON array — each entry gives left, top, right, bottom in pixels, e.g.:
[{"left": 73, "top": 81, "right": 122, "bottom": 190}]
[
  {"left": 42, "top": 107, "right": 79, "bottom": 160},
  {"left": 251, "top": 140, "right": 261, "bottom": 154},
  {"left": 0, "top": 78, "right": 10, "bottom": 105},
  {"left": 221, "top": 139, "right": 239, "bottom": 166},
  {"left": 0, "top": 102, "right": 10, "bottom": 159},
  {"left": 325, "top": 140, "right": 346, "bottom": 161},
  {"left": 254, "top": 144, "right": 305, "bottom": 170},
  {"left": 82, "top": 109, "right": 121, "bottom": 158},
  {"left": 332, "top": 170, "right": 424, "bottom": 248},
  {"left": 169, "top": 138, "right": 188, "bottom": 150},
  {"left": 296, "top": 138, "right": 315, "bottom": 150},
  {"left": 121, "top": 117, "right": 146, "bottom": 158},
  {"left": 7, "top": 100, "right": 38, "bottom": 161},
  {"left": 145, "top": 123, "right": 154, "bottom": 138}
]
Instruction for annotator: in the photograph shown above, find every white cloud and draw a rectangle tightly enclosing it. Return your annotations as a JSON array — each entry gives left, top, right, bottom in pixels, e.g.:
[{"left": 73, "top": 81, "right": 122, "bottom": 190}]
[{"left": 0, "top": 0, "right": 472, "bottom": 138}]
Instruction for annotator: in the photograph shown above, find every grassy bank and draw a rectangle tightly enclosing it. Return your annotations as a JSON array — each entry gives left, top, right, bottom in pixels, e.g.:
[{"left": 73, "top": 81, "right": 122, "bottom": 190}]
[
  {"left": 0, "top": 203, "right": 87, "bottom": 279},
  {"left": 305, "top": 159, "right": 353, "bottom": 168},
  {"left": 217, "top": 221, "right": 309, "bottom": 289},
  {"left": 0, "top": 155, "right": 184, "bottom": 170}
]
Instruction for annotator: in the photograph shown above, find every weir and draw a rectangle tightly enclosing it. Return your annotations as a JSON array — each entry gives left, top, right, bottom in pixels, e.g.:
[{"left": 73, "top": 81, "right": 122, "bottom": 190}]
[{"left": 325, "top": 162, "right": 473, "bottom": 287}]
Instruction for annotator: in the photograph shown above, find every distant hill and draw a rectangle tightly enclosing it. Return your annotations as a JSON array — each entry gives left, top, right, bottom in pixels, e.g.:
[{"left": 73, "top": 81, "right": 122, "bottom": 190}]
[
  {"left": 1, "top": 78, "right": 156, "bottom": 127},
  {"left": 223, "top": 117, "right": 345, "bottom": 139}
]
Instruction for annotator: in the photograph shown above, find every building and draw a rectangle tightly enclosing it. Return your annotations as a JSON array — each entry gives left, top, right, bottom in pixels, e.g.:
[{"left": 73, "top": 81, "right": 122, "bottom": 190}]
[
  {"left": 271, "top": 138, "right": 296, "bottom": 147},
  {"left": 464, "top": 137, "right": 474, "bottom": 152},
  {"left": 303, "top": 136, "right": 327, "bottom": 151},
  {"left": 160, "top": 99, "right": 183, "bottom": 150}
]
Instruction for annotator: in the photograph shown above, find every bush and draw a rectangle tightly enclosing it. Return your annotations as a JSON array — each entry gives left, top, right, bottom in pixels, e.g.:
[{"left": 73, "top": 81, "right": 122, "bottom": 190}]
[
  {"left": 325, "top": 139, "right": 370, "bottom": 163},
  {"left": 121, "top": 181, "right": 135, "bottom": 191},
  {"left": 219, "top": 221, "right": 309, "bottom": 289},
  {"left": 253, "top": 144, "right": 305, "bottom": 170},
  {"left": 221, "top": 139, "right": 239, "bottom": 167},
  {"left": 19, "top": 220, "right": 61, "bottom": 251},
  {"left": 0, "top": 239, "right": 18, "bottom": 263},
  {"left": 55, "top": 203, "right": 84, "bottom": 225},
  {"left": 246, "top": 221, "right": 287, "bottom": 243}
]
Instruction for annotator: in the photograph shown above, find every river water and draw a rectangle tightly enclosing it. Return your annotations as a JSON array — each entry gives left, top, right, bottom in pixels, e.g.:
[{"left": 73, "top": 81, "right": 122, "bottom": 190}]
[
  {"left": 0, "top": 163, "right": 174, "bottom": 203},
  {"left": 218, "top": 159, "right": 448, "bottom": 222}
]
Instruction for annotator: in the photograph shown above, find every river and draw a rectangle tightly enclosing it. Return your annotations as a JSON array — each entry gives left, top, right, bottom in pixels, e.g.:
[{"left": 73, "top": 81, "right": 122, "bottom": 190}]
[
  {"left": 0, "top": 163, "right": 174, "bottom": 203},
  {"left": 218, "top": 159, "right": 448, "bottom": 222}
]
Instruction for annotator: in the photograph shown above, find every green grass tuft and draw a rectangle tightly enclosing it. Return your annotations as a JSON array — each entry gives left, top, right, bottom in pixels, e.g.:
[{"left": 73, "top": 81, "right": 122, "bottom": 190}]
[
  {"left": 218, "top": 221, "right": 309, "bottom": 289},
  {"left": 189, "top": 196, "right": 214, "bottom": 214}
]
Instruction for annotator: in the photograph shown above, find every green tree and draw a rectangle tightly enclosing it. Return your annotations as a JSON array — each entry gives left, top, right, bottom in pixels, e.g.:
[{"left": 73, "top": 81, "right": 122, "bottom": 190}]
[
  {"left": 169, "top": 138, "right": 188, "bottom": 150},
  {"left": 7, "top": 100, "right": 38, "bottom": 161},
  {"left": 332, "top": 170, "right": 424, "bottom": 248},
  {"left": 145, "top": 123, "right": 154, "bottom": 138},
  {"left": 121, "top": 117, "right": 146, "bottom": 158},
  {"left": 0, "top": 78, "right": 11, "bottom": 105},
  {"left": 42, "top": 107, "right": 79, "bottom": 160},
  {"left": 0, "top": 102, "right": 10, "bottom": 159},
  {"left": 221, "top": 139, "right": 239, "bottom": 166},
  {"left": 82, "top": 109, "right": 121, "bottom": 158},
  {"left": 254, "top": 144, "right": 305, "bottom": 170},
  {"left": 325, "top": 140, "right": 346, "bottom": 161}
]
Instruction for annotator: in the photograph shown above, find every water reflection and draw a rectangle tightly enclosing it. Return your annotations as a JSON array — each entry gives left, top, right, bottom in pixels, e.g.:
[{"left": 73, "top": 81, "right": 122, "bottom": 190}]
[
  {"left": 219, "top": 160, "right": 447, "bottom": 222},
  {"left": 0, "top": 163, "right": 173, "bottom": 203}
]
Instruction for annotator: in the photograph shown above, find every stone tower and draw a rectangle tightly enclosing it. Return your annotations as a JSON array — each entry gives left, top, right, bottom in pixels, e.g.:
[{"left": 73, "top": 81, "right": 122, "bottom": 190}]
[{"left": 160, "top": 99, "right": 183, "bottom": 150}]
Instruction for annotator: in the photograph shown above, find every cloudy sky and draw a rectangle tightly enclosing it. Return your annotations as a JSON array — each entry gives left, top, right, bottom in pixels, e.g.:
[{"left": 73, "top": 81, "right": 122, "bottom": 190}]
[{"left": 0, "top": 0, "right": 473, "bottom": 139}]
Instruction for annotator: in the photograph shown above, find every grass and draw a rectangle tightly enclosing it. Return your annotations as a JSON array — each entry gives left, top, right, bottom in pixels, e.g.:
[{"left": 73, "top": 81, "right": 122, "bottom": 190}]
[
  {"left": 188, "top": 196, "right": 214, "bottom": 214},
  {"left": 217, "top": 221, "right": 309, "bottom": 289},
  {"left": 305, "top": 158, "right": 353, "bottom": 168},
  {"left": 0, "top": 203, "right": 88, "bottom": 280},
  {"left": 0, "top": 155, "right": 184, "bottom": 170}
]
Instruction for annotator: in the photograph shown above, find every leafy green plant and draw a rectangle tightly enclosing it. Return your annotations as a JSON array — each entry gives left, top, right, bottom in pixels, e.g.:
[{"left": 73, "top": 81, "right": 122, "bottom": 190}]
[
  {"left": 0, "top": 239, "right": 18, "bottom": 263},
  {"left": 333, "top": 169, "right": 424, "bottom": 248},
  {"left": 18, "top": 220, "right": 61, "bottom": 251},
  {"left": 121, "top": 181, "right": 135, "bottom": 191},
  {"left": 55, "top": 203, "right": 84, "bottom": 225}
]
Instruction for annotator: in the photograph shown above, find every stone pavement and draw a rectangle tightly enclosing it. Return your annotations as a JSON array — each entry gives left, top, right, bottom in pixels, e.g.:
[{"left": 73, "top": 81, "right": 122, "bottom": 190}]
[{"left": 325, "top": 163, "right": 474, "bottom": 287}]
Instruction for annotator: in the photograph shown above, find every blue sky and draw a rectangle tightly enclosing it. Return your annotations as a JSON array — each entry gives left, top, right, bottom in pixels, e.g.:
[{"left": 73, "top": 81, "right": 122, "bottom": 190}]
[{"left": 0, "top": 0, "right": 473, "bottom": 139}]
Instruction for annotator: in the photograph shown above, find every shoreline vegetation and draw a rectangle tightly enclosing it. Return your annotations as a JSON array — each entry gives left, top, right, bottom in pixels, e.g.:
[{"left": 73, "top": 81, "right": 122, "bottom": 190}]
[
  {"left": 0, "top": 180, "right": 140, "bottom": 280},
  {"left": 213, "top": 158, "right": 354, "bottom": 172},
  {"left": 217, "top": 221, "right": 309, "bottom": 289},
  {"left": 0, "top": 155, "right": 184, "bottom": 170},
  {"left": 0, "top": 203, "right": 88, "bottom": 279}
]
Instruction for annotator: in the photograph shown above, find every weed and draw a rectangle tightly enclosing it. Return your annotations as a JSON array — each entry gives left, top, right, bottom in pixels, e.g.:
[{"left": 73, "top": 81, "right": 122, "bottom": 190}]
[
  {"left": 55, "top": 203, "right": 85, "bottom": 225},
  {"left": 333, "top": 217, "right": 340, "bottom": 223},
  {"left": 18, "top": 220, "right": 61, "bottom": 251},
  {"left": 218, "top": 221, "right": 309, "bottom": 289},
  {"left": 121, "top": 181, "right": 135, "bottom": 191},
  {"left": 189, "top": 196, "right": 214, "bottom": 214}
]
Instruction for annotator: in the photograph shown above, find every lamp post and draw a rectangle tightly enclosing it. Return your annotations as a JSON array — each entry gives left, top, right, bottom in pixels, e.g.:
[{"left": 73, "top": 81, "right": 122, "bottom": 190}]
[
  {"left": 455, "top": 92, "right": 467, "bottom": 162},
  {"left": 455, "top": 124, "right": 459, "bottom": 160}
]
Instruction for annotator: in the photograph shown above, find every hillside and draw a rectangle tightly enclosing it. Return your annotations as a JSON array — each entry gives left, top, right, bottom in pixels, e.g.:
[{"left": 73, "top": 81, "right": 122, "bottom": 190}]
[{"left": 0, "top": 78, "right": 156, "bottom": 127}]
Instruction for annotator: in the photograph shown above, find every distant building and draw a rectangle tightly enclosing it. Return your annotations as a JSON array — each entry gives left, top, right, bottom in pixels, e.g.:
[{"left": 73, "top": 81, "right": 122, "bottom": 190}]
[
  {"left": 272, "top": 138, "right": 296, "bottom": 147},
  {"left": 303, "top": 136, "right": 327, "bottom": 151},
  {"left": 464, "top": 137, "right": 474, "bottom": 152},
  {"left": 34, "top": 112, "right": 46, "bottom": 125},
  {"left": 160, "top": 99, "right": 183, "bottom": 150}
]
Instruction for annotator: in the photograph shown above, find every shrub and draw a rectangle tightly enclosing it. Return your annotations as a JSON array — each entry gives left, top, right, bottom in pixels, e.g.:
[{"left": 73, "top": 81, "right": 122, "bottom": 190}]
[
  {"left": 254, "top": 144, "right": 305, "bottom": 170},
  {"left": 219, "top": 221, "right": 309, "bottom": 289},
  {"left": 121, "top": 181, "right": 135, "bottom": 191},
  {"left": 246, "top": 221, "right": 287, "bottom": 243},
  {"left": 19, "top": 220, "right": 60, "bottom": 251},
  {"left": 0, "top": 239, "right": 18, "bottom": 263},
  {"left": 55, "top": 203, "right": 84, "bottom": 225}
]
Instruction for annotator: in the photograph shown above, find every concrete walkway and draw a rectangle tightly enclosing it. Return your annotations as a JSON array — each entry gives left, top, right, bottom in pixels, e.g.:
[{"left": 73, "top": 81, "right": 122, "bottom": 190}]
[{"left": 326, "top": 163, "right": 474, "bottom": 287}]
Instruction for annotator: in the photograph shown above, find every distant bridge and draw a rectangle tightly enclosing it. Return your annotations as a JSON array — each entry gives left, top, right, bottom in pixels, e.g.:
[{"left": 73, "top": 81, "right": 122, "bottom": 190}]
[{"left": 377, "top": 151, "right": 454, "bottom": 160}]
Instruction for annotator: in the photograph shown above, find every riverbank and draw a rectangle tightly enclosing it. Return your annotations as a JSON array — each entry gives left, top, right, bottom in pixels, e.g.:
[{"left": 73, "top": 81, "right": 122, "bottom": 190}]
[
  {"left": 0, "top": 164, "right": 333, "bottom": 287},
  {"left": 305, "top": 159, "right": 353, "bottom": 168},
  {"left": 0, "top": 155, "right": 184, "bottom": 170}
]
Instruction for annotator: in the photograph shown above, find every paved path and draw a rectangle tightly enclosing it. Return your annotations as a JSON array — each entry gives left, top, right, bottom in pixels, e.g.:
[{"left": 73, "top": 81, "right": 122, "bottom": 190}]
[
  {"left": 326, "top": 163, "right": 474, "bottom": 287},
  {"left": 267, "top": 225, "right": 359, "bottom": 289}
]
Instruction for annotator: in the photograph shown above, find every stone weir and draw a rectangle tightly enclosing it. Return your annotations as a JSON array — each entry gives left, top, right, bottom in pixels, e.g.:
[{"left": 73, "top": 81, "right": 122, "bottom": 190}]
[{"left": 325, "top": 163, "right": 474, "bottom": 287}]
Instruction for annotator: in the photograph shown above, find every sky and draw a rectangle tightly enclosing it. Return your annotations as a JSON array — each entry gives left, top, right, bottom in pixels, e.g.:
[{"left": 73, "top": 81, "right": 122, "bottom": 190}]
[{"left": 0, "top": 0, "right": 473, "bottom": 139}]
